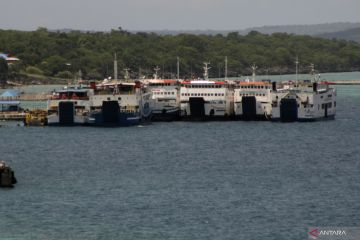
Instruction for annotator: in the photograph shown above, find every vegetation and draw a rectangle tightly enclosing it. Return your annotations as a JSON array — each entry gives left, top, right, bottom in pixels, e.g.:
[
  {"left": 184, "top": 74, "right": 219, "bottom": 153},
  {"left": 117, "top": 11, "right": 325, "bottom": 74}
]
[
  {"left": 0, "top": 58, "right": 8, "bottom": 87},
  {"left": 1, "top": 27, "right": 360, "bottom": 81}
]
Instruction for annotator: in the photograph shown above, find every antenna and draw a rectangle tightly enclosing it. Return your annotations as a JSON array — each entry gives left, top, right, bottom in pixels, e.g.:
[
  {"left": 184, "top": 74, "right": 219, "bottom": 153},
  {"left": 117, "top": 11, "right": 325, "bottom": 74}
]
[
  {"left": 124, "top": 68, "right": 130, "bottom": 81},
  {"left": 203, "top": 61, "right": 211, "bottom": 80},
  {"left": 251, "top": 63, "right": 257, "bottom": 82},
  {"left": 154, "top": 66, "right": 160, "bottom": 79},
  {"left": 225, "top": 56, "right": 228, "bottom": 80}
]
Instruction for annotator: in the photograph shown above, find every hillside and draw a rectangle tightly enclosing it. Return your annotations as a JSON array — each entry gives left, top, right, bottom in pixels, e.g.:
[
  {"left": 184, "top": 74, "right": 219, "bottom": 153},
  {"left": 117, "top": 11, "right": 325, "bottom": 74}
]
[
  {"left": 148, "top": 22, "right": 360, "bottom": 36},
  {"left": 317, "top": 27, "right": 360, "bottom": 42},
  {"left": 1, "top": 28, "right": 360, "bottom": 82},
  {"left": 240, "top": 22, "right": 360, "bottom": 36}
]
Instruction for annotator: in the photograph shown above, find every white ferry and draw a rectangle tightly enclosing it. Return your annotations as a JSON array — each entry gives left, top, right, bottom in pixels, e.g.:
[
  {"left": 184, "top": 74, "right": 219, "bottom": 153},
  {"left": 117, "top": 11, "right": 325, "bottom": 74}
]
[
  {"left": 86, "top": 78, "right": 152, "bottom": 127},
  {"left": 180, "top": 63, "right": 234, "bottom": 120},
  {"left": 142, "top": 67, "right": 181, "bottom": 121},
  {"left": 234, "top": 81, "right": 272, "bottom": 120},
  {"left": 47, "top": 86, "right": 93, "bottom": 126},
  {"left": 271, "top": 80, "right": 336, "bottom": 122}
]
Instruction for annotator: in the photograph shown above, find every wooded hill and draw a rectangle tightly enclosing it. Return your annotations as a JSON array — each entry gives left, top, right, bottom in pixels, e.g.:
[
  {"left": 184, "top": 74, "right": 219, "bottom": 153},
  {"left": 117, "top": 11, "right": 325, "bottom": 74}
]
[{"left": 1, "top": 28, "right": 360, "bottom": 81}]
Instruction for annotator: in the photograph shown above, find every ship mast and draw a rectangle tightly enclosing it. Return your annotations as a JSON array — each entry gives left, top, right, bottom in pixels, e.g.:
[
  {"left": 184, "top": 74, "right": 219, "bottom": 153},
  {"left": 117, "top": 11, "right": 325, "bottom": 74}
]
[
  {"left": 114, "top": 53, "right": 118, "bottom": 81},
  {"left": 113, "top": 53, "right": 119, "bottom": 94},
  {"left": 203, "top": 62, "right": 211, "bottom": 80},
  {"left": 124, "top": 68, "right": 130, "bottom": 81},
  {"left": 251, "top": 63, "right": 257, "bottom": 82},
  {"left": 225, "top": 56, "right": 228, "bottom": 80},
  {"left": 309, "top": 63, "right": 316, "bottom": 82},
  {"left": 295, "top": 56, "right": 299, "bottom": 86},
  {"left": 177, "top": 57, "right": 180, "bottom": 80},
  {"left": 153, "top": 66, "right": 160, "bottom": 79}
]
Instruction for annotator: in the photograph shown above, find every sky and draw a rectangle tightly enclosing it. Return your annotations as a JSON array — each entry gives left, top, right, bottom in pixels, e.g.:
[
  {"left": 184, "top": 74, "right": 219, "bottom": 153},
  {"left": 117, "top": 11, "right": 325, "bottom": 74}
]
[{"left": 1, "top": 0, "right": 360, "bottom": 31}]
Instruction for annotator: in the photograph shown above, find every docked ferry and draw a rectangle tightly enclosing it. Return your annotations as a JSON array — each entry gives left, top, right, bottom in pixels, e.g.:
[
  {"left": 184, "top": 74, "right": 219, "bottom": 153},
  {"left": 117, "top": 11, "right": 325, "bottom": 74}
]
[
  {"left": 144, "top": 79, "right": 181, "bottom": 121},
  {"left": 180, "top": 80, "right": 234, "bottom": 120},
  {"left": 180, "top": 63, "right": 234, "bottom": 120},
  {"left": 47, "top": 86, "right": 93, "bottom": 126},
  {"left": 271, "top": 81, "right": 336, "bottom": 122},
  {"left": 234, "top": 81, "right": 272, "bottom": 120},
  {"left": 86, "top": 80, "right": 152, "bottom": 126}
]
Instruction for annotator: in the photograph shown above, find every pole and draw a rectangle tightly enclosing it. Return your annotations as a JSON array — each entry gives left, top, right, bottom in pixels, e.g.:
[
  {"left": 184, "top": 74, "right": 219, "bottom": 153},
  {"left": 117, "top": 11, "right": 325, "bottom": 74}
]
[
  {"left": 177, "top": 57, "right": 180, "bottom": 80},
  {"left": 225, "top": 56, "right": 228, "bottom": 80}
]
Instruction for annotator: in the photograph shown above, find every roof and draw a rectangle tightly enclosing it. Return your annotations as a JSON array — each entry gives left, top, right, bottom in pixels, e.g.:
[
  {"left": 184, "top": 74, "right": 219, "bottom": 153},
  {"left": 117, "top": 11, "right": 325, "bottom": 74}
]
[
  {"left": 147, "top": 79, "right": 178, "bottom": 84},
  {"left": 56, "top": 89, "right": 90, "bottom": 93},
  {"left": 238, "top": 81, "right": 271, "bottom": 85},
  {"left": 0, "top": 53, "right": 8, "bottom": 59},
  {"left": 0, "top": 101, "right": 20, "bottom": 105},
  {"left": 0, "top": 53, "right": 19, "bottom": 61},
  {"left": 182, "top": 80, "right": 226, "bottom": 85},
  {"left": 1, "top": 90, "right": 19, "bottom": 97}
]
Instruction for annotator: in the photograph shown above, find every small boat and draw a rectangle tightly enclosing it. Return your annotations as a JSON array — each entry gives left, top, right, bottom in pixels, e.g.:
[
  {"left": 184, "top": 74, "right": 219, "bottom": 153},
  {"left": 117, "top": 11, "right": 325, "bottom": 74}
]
[
  {"left": 0, "top": 161, "right": 17, "bottom": 188},
  {"left": 24, "top": 109, "right": 47, "bottom": 126}
]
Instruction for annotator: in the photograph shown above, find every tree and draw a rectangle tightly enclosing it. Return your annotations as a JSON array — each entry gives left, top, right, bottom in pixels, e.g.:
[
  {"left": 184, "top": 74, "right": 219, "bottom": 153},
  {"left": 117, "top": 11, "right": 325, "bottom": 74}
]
[{"left": 0, "top": 58, "right": 9, "bottom": 87}]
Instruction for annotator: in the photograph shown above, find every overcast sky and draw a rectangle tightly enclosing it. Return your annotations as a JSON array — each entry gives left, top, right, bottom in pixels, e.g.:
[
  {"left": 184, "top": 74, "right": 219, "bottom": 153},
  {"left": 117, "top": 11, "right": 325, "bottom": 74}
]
[{"left": 1, "top": 0, "right": 360, "bottom": 31}]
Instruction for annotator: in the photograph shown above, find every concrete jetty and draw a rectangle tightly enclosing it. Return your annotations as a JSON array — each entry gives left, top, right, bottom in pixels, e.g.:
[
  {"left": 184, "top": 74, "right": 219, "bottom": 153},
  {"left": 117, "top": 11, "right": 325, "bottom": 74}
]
[{"left": 322, "top": 80, "right": 360, "bottom": 85}]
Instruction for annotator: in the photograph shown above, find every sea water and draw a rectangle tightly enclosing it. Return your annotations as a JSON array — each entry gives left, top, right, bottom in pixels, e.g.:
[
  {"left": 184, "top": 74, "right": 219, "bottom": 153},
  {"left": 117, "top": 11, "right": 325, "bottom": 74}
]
[{"left": 0, "top": 82, "right": 359, "bottom": 240}]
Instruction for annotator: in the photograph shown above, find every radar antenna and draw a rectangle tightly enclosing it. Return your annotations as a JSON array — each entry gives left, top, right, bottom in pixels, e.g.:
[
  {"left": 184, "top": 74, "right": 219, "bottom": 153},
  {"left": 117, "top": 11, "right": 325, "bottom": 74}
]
[
  {"left": 203, "top": 62, "right": 211, "bottom": 80},
  {"left": 153, "top": 66, "right": 160, "bottom": 79},
  {"left": 251, "top": 63, "right": 258, "bottom": 82}
]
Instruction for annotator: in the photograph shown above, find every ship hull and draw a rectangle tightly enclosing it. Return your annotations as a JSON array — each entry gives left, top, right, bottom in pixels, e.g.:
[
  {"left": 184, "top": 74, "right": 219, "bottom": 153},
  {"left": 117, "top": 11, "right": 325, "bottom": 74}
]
[{"left": 86, "top": 111, "right": 142, "bottom": 127}]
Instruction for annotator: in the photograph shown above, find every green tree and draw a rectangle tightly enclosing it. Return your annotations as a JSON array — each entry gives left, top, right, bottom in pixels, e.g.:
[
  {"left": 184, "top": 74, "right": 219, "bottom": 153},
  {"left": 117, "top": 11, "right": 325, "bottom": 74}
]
[{"left": 0, "top": 58, "right": 9, "bottom": 87}]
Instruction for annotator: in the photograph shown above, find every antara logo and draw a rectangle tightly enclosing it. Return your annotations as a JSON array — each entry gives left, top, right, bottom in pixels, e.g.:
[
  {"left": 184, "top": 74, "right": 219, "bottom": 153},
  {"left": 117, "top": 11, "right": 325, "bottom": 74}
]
[
  {"left": 309, "top": 228, "right": 319, "bottom": 239},
  {"left": 309, "top": 228, "right": 347, "bottom": 239}
]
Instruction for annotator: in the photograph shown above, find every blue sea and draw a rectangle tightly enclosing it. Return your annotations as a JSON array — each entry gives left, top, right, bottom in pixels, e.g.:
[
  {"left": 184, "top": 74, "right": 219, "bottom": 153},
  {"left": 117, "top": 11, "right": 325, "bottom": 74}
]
[{"left": 0, "top": 79, "right": 359, "bottom": 239}]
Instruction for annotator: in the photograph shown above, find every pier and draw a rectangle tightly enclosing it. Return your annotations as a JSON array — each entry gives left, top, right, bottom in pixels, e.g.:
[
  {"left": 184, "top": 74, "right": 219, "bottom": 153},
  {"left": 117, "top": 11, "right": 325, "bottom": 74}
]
[
  {"left": 0, "top": 111, "right": 26, "bottom": 121},
  {"left": 322, "top": 80, "right": 360, "bottom": 85}
]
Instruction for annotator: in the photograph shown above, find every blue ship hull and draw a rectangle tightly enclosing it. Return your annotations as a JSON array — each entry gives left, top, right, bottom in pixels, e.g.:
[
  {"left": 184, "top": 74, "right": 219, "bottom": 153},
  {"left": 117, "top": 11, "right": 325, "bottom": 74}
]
[{"left": 87, "top": 111, "right": 141, "bottom": 127}]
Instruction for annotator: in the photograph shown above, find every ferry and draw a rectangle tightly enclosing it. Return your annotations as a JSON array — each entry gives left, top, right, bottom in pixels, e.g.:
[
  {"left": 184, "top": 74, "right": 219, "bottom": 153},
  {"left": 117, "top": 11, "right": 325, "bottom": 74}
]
[
  {"left": 180, "top": 63, "right": 234, "bottom": 120},
  {"left": 143, "top": 67, "right": 181, "bottom": 121},
  {"left": 271, "top": 76, "right": 336, "bottom": 122},
  {"left": 86, "top": 78, "right": 152, "bottom": 127},
  {"left": 47, "top": 86, "right": 92, "bottom": 126},
  {"left": 234, "top": 65, "right": 272, "bottom": 120}
]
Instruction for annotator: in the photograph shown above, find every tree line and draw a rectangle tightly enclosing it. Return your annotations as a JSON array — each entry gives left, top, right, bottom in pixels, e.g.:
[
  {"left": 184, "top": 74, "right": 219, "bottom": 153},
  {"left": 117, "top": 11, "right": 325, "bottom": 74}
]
[{"left": 1, "top": 27, "right": 360, "bottom": 81}]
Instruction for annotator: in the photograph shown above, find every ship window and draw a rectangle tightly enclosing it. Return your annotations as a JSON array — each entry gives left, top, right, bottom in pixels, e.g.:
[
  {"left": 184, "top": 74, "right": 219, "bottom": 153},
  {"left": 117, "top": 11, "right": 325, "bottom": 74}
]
[
  {"left": 334, "top": 101, "right": 336, "bottom": 107},
  {"left": 107, "top": 97, "right": 110, "bottom": 100},
  {"left": 118, "top": 97, "right": 121, "bottom": 100},
  {"left": 215, "top": 93, "right": 218, "bottom": 96}
]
